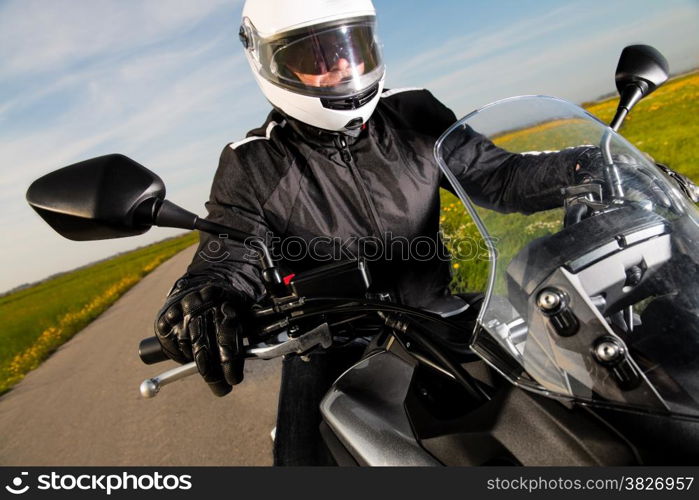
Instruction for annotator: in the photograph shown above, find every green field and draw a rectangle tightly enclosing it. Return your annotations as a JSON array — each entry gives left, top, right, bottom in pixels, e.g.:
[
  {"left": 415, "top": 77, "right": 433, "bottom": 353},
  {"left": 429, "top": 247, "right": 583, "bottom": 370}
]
[
  {"left": 442, "top": 71, "right": 699, "bottom": 293},
  {"left": 0, "top": 232, "right": 198, "bottom": 394}
]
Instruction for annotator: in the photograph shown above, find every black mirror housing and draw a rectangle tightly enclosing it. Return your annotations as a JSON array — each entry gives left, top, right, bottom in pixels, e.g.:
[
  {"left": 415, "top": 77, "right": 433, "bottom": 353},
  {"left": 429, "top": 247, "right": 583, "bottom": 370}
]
[
  {"left": 609, "top": 44, "right": 669, "bottom": 131},
  {"left": 26, "top": 154, "right": 165, "bottom": 241},
  {"left": 615, "top": 44, "right": 669, "bottom": 96}
]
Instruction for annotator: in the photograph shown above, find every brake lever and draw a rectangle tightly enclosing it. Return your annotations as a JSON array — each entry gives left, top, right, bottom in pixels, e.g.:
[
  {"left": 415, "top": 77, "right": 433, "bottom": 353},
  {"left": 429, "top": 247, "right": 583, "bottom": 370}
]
[
  {"left": 139, "top": 322, "right": 333, "bottom": 398},
  {"left": 563, "top": 183, "right": 606, "bottom": 211},
  {"left": 247, "top": 322, "right": 332, "bottom": 359}
]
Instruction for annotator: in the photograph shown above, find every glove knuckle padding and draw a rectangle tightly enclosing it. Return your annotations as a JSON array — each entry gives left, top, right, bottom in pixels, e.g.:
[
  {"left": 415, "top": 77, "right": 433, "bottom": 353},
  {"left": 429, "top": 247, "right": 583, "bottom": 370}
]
[
  {"left": 200, "top": 284, "right": 223, "bottom": 302},
  {"left": 156, "top": 303, "right": 181, "bottom": 337},
  {"left": 156, "top": 316, "right": 171, "bottom": 337},
  {"left": 181, "top": 290, "right": 206, "bottom": 316},
  {"left": 155, "top": 282, "right": 249, "bottom": 393},
  {"left": 164, "top": 303, "right": 183, "bottom": 325},
  {"left": 155, "top": 302, "right": 187, "bottom": 363}
]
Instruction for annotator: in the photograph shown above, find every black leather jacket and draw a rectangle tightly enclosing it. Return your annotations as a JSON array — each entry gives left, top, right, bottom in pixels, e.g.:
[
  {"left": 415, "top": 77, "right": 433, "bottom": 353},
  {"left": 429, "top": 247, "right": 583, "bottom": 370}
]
[{"left": 180, "top": 88, "right": 584, "bottom": 309}]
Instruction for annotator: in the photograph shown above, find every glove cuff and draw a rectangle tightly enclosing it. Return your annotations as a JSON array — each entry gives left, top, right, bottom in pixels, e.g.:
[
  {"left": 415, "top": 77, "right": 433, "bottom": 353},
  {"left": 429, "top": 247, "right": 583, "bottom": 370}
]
[{"left": 165, "top": 274, "right": 249, "bottom": 305}]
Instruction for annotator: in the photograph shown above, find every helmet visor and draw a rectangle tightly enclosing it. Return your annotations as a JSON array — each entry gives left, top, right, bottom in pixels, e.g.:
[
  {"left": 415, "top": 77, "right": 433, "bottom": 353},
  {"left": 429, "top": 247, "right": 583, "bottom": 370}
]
[{"left": 250, "top": 17, "right": 384, "bottom": 98}]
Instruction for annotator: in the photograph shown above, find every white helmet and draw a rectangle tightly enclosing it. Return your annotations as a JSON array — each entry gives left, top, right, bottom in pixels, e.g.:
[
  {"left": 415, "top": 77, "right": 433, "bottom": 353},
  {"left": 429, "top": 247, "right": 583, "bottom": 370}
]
[{"left": 239, "top": 0, "right": 385, "bottom": 132}]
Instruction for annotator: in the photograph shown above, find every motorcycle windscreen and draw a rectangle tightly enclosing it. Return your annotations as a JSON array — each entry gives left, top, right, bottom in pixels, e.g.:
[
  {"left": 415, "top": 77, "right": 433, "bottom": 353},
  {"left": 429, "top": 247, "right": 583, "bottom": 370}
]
[{"left": 434, "top": 95, "right": 699, "bottom": 420}]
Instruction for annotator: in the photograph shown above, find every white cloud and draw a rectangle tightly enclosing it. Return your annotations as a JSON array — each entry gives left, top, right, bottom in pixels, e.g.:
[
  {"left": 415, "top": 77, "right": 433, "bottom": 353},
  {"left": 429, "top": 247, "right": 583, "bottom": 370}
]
[
  {"left": 0, "top": 44, "right": 255, "bottom": 195},
  {"left": 0, "top": 0, "right": 266, "bottom": 292},
  {"left": 0, "top": 0, "right": 238, "bottom": 76},
  {"left": 389, "top": 3, "right": 699, "bottom": 116},
  {"left": 387, "top": 4, "right": 587, "bottom": 86}
]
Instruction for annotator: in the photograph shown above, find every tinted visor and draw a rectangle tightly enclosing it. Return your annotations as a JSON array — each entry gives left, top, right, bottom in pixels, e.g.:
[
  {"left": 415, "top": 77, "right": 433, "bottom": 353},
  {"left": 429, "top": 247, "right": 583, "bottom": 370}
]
[{"left": 253, "top": 17, "right": 384, "bottom": 97}]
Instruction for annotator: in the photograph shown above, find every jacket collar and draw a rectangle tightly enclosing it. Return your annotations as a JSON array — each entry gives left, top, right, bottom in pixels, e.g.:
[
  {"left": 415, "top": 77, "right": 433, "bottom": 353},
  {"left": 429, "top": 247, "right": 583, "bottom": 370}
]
[{"left": 282, "top": 113, "right": 364, "bottom": 149}]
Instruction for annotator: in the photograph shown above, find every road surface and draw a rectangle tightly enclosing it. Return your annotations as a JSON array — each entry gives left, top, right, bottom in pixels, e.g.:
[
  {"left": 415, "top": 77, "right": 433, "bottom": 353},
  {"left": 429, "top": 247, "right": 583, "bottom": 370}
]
[{"left": 0, "top": 246, "right": 280, "bottom": 465}]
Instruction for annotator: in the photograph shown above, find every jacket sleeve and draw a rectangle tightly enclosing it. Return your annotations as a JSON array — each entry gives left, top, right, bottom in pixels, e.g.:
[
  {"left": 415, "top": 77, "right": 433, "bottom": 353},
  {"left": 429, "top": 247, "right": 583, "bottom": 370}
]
[
  {"left": 439, "top": 125, "right": 584, "bottom": 214},
  {"left": 175, "top": 145, "right": 270, "bottom": 302},
  {"left": 405, "top": 90, "right": 583, "bottom": 214}
]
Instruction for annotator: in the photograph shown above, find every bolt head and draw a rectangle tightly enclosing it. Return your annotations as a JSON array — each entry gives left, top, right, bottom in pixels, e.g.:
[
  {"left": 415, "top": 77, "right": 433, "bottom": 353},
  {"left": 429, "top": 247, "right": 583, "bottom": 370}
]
[
  {"left": 594, "top": 339, "right": 625, "bottom": 364},
  {"left": 537, "top": 288, "right": 563, "bottom": 311}
]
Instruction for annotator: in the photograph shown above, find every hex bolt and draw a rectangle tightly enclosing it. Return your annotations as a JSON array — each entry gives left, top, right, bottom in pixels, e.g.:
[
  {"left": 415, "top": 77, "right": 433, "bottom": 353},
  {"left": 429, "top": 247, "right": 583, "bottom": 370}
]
[
  {"left": 593, "top": 338, "right": 626, "bottom": 364},
  {"left": 624, "top": 265, "right": 643, "bottom": 287},
  {"left": 537, "top": 288, "right": 564, "bottom": 312}
]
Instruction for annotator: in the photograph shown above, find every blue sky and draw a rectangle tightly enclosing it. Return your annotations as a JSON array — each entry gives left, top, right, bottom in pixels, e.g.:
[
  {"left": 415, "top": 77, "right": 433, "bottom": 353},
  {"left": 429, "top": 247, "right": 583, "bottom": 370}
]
[{"left": 1, "top": 0, "right": 698, "bottom": 292}]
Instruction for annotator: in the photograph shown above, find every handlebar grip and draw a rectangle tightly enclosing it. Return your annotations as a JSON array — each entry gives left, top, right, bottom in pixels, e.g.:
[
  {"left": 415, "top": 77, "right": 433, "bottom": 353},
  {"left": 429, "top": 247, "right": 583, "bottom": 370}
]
[{"left": 139, "top": 336, "right": 170, "bottom": 365}]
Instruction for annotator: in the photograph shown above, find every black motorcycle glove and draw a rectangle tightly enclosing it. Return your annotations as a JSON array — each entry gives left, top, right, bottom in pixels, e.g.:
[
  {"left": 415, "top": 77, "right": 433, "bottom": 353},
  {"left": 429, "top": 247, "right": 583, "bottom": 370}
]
[
  {"left": 573, "top": 147, "right": 606, "bottom": 184},
  {"left": 155, "top": 280, "right": 249, "bottom": 396},
  {"left": 575, "top": 148, "right": 699, "bottom": 204},
  {"left": 573, "top": 147, "right": 638, "bottom": 184}
]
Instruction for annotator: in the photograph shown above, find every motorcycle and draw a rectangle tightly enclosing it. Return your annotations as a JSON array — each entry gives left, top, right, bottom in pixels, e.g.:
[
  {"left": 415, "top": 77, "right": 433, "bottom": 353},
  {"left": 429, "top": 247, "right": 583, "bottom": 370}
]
[{"left": 26, "top": 45, "right": 699, "bottom": 465}]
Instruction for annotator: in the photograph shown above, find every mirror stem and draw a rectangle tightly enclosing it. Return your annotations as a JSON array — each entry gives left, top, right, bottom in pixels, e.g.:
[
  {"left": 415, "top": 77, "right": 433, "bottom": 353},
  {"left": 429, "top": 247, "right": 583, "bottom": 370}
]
[
  {"left": 609, "top": 108, "right": 628, "bottom": 133},
  {"left": 610, "top": 82, "right": 648, "bottom": 131},
  {"left": 153, "top": 199, "right": 198, "bottom": 229},
  {"left": 192, "top": 214, "right": 287, "bottom": 298},
  {"left": 141, "top": 198, "right": 288, "bottom": 298}
]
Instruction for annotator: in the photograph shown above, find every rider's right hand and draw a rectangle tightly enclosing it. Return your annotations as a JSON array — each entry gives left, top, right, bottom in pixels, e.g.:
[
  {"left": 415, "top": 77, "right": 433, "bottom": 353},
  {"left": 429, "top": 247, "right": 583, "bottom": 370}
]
[{"left": 155, "top": 280, "right": 248, "bottom": 396}]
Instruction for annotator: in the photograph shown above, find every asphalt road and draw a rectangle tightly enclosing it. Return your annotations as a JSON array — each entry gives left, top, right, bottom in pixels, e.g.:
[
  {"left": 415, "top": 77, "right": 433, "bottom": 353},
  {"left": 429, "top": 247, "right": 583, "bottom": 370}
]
[{"left": 0, "top": 246, "right": 281, "bottom": 466}]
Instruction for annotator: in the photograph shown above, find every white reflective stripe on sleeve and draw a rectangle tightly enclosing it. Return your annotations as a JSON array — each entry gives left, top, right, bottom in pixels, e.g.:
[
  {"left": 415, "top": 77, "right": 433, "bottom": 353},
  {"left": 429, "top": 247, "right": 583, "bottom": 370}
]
[
  {"left": 230, "top": 120, "right": 286, "bottom": 150},
  {"left": 520, "top": 150, "right": 556, "bottom": 155},
  {"left": 381, "top": 87, "right": 424, "bottom": 98},
  {"left": 520, "top": 145, "right": 594, "bottom": 156}
]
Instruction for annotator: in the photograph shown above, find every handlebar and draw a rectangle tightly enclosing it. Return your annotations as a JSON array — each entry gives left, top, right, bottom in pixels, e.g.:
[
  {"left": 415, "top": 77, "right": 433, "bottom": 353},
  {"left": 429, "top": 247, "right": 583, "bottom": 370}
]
[
  {"left": 138, "top": 336, "right": 169, "bottom": 364},
  {"left": 137, "top": 298, "right": 487, "bottom": 400},
  {"left": 139, "top": 321, "right": 333, "bottom": 365},
  {"left": 138, "top": 323, "right": 333, "bottom": 398}
]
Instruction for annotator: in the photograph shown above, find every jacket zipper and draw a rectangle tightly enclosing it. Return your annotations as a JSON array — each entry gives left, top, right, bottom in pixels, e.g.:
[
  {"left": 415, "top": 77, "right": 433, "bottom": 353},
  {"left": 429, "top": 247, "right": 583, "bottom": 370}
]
[{"left": 336, "top": 136, "right": 384, "bottom": 237}]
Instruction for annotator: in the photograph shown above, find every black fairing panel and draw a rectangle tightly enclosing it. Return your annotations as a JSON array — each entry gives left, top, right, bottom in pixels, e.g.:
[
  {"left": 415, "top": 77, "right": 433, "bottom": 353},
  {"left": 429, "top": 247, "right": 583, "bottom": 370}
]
[
  {"left": 592, "top": 407, "right": 699, "bottom": 465},
  {"left": 320, "top": 340, "right": 697, "bottom": 465},
  {"left": 405, "top": 364, "right": 639, "bottom": 466}
]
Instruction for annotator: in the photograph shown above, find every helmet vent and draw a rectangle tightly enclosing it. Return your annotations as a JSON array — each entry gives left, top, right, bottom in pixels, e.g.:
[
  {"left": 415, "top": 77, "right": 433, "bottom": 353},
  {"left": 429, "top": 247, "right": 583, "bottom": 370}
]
[
  {"left": 238, "top": 25, "right": 250, "bottom": 48},
  {"left": 320, "top": 83, "right": 379, "bottom": 110}
]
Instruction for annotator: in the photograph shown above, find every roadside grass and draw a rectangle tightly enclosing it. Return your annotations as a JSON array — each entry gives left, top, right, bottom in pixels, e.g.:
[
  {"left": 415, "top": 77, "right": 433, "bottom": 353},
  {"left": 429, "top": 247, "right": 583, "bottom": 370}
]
[
  {"left": 442, "top": 71, "right": 699, "bottom": 293},
  {"left": 585, "top": 71, "right": 699, "bottom": 180},
  {"left": 0, "top": 232, "right": 198, "bottom": 394}
]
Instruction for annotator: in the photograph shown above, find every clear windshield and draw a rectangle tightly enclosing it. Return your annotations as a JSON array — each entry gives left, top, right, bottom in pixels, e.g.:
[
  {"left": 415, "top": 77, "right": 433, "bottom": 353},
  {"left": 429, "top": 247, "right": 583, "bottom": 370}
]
[{"left": 435, "top": 95, "right": 699, "bottom": 420}]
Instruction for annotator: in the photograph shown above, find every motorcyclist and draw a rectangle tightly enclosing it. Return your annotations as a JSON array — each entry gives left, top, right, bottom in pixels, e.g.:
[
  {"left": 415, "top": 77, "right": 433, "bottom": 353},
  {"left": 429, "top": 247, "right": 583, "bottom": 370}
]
[{"left": 154, "top": 0, "right": 609, "bottom": 465}]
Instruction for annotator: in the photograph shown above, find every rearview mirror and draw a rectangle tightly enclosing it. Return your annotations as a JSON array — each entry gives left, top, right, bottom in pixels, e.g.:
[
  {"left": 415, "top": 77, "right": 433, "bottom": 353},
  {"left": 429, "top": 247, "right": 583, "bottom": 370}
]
[
  {"left": 615, "top": 44, "right": 669, "bottom": 96},
  {"left": 610, "top": 44, "right": 669, "bottom": 131},
  {"left": 27, "top": 153, "right": 288, "bottom": 296},
  {"left": 26, "top": 154, "right": 165, "bottom": 241}
]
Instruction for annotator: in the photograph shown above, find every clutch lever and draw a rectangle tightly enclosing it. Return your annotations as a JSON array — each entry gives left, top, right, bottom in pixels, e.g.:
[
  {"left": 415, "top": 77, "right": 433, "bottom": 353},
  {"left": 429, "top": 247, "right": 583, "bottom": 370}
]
[{"left": 139, "top": 323, "right": 332, "bottom": 398}]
